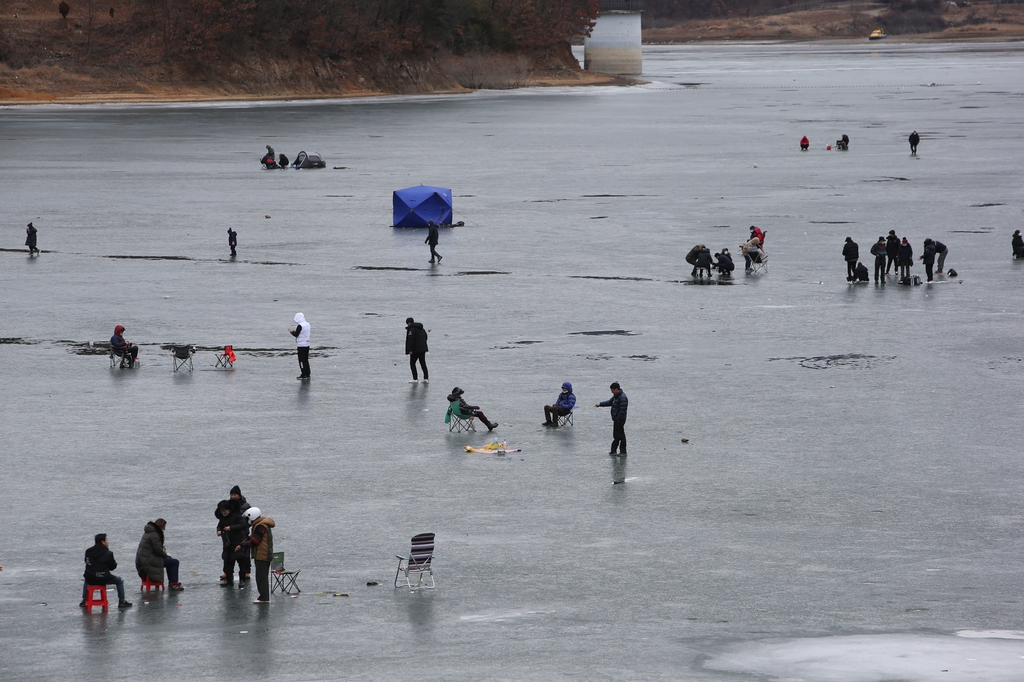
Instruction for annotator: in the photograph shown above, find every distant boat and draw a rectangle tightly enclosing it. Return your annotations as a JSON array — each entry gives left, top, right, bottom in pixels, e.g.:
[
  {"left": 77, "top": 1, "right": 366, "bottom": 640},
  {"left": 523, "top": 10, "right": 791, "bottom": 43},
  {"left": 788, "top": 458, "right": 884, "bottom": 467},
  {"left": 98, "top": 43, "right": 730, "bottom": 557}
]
[{"left": 869, "top": 29, "right": 887, "bottom": 40}]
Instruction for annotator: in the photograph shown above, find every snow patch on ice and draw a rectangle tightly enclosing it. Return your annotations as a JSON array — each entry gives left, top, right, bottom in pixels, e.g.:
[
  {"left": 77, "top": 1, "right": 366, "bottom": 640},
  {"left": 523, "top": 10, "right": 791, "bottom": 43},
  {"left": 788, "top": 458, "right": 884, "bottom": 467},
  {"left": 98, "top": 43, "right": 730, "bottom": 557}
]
[{"left": 702, "top": 633, "right": 1024, "bottom": 681}]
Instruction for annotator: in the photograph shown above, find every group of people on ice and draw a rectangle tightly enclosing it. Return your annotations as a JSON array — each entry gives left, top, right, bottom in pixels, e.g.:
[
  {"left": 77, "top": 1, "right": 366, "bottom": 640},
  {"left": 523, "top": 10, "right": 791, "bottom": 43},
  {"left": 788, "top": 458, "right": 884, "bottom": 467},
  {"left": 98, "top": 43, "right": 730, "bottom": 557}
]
[
  {"left": 844, "top": 231, "right": 950, "bottom": 283},
  {"left": 686, "top": 227, "right": 766, "bottom": 278}
]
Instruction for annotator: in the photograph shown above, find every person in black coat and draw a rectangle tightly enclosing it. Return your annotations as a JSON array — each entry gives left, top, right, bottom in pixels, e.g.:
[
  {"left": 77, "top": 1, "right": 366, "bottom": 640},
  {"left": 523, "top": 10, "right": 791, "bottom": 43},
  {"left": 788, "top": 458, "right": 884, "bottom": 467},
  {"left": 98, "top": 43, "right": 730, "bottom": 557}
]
[
  {"left": 842, "top": 237, "right": 859, "bottom": 281},
  {"left": 909, "top": 131, "right": 920, "bottom": 155},
  {"left": 216, "top": 500, "right": 251, "bottom": 585},
  {"left": 695, "top": 247, "right": 714, "bottom": 278},
  {"left": 82, "top": 533, "right": 132, "bottom": 608},
  {"left": 714, "top": 249, "right": 735, "bottom": 276},
  {"left": 919, "top": 238, "right": 937, "bottom": 282},
  {"left": 899, "top": 238, "right": 914, "bottom": 280},
  {"left": 1013, "top": 230, "right": 1024, "bottom": 259},
  {"left": 853, "top": 262, "right": 870, "bottom": 282},
  {"left": 685, "top": 244, "right": 705, "bottom": 276},
  {"left": 885, "top": 230, "right": 900, "bottom": 276},
  {"left": 596, "top": 382, "right": 628, "bottom": 457},
  {"left": 405, "top": 317, "right": 429, "bottom": 382},
  {"left": 870, "top": 237, "right": 887, "bottom": 282},
  {"left": 227, "top": 228, "right": 237, "bottom": 257},
  {"left": 25, "top": 222, "right": 39, "bottom": 255},
  {"left": 425, "top": 221, "right": 441, "bottom": 263}
]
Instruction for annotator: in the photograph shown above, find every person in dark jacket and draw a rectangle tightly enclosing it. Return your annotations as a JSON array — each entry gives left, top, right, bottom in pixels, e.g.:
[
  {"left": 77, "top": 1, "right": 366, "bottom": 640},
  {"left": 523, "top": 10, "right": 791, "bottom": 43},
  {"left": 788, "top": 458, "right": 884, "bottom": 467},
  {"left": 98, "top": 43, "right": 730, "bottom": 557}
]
[
  {"left": 236, "top": 507, "right": 274, "bottom": 603},
  {"left": 870, "top": 237, "right": 887, "bottom": 282},
  {"left": 405, "top": 318, "right": 429, "bottom": 382},
  {"left": 596, "top": 382, "right": 628, "bottom": 456},
  {"left": 714, "top": 249, "right": 735, "bottom": 276},
  {"left": 135, "top": 519, "right": 183, "bottom": 591},
  {"left": 25, "top": 222, "right": 39, "bottom": 255},
  {"left": 447, "top": 387, "right": 497, "bottom": 430},
  {"left": 933, "top": 239, "right": 949, "bottom": 274},
  {"left": 919, "top": 238, "right": 937, "bottom": 281},
  {"left": 228, "top": 485, "right": 251, "bottom": 581},
  {"left": 842, "top": 237, "right": 859, "bottom": 281},
  {"left": 227, "top": 228, "right": 237, "bottom": 257},
  {"left": 110, "top": 324, "right": 138, "bottom": 367},
  {"left": 909, "top": 130, "right": 920, "bottom": 155},
  {"left": 1013, "top": 230, "right": 1024, "bottom": 259},
  {"left": 82, "top": 533, "right": 132, "bottom": 608},
  {"left": 836, "top": 134, "right": 849, "bottom": 150},
  {"left": 217, "top": 500, "right": 250, "bottom": 585},
  {"left": 685, "top": 244, "right": 705, "bottom": 276},
  {"left": 899, "top": 238, "right": 914, "bottom": 280},
  {"left": 853, "top": 261, "right": 869, "bottom": 282},
  {"left": 695, "top": 247, "right": 714, "bottom": 278},
  {"left": 425, "top": 220, "right": 442, "bottom": 263},
  {"left": 885, "top": 230, "right": 900, "bottom": 276},
  {"left": 543, "top": 381, "right": 577, "bottom": 426}
]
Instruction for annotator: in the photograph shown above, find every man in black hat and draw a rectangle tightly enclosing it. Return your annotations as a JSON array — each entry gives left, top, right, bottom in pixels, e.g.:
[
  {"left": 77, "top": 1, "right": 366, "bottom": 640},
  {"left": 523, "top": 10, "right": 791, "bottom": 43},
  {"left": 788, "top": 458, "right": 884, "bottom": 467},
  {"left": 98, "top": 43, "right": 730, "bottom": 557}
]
[
  {"left": 447, "top": 387, "right": 497, "bottom": 430},
  {"left": 870, "top": 236, "right": 887, "bottom": 283}
]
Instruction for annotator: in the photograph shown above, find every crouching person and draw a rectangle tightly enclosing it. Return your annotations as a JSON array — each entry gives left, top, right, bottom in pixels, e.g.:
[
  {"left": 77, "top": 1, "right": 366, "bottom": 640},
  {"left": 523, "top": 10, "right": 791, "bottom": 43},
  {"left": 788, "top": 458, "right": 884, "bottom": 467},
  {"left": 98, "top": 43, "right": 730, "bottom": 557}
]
[
  {"left": 136, "top": 518, "right": 184, "bottom": 591},
  {"left": 82, "top": 533, "right": 132, "bottom": 608},
  {"left": 236, "top": 507, "right": 275, "bottom": 604}
]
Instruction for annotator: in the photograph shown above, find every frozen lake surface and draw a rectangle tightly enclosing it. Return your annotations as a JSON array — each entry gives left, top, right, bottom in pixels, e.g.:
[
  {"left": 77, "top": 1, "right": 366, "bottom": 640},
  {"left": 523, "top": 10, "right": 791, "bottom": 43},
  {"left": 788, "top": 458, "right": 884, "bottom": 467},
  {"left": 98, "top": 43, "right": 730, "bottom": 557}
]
[{"left": 2, "top": 41, "right": 1024, "bottom": 680}]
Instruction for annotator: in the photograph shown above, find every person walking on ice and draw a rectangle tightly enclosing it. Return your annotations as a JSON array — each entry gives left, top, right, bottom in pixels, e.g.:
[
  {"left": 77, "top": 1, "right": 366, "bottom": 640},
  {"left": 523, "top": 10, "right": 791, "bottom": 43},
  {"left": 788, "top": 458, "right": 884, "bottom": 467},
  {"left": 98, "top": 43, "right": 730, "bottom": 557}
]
[
  {"left": 290, "top": 313, "right": 311, "bottom": 380},
  {"left": 227, "top": 228, "right": 237, "bottom": 257},
  {"left": 596, "top": 382, "right": 628, "bottom": 456},
  {"left": 909, "top": 130, "right": 920, "bottom": 155},
  {"left": 25, "top": 222, "right": 39, "bottom": 255},
  {"left": 426, "top": 220, "right": 442, "bottom": 263}
]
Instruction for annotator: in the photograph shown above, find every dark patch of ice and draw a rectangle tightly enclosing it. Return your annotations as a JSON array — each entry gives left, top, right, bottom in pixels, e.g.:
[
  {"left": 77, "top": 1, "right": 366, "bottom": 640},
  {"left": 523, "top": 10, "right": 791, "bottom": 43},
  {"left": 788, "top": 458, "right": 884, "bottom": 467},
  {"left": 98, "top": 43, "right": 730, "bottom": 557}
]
[
  {"left": 353, "top": 266, "right": 423, "bottom": 271},
  {"left": 863, "top": 177, "right": 910, "bottom": 183},
  {"left": 569, "top": 276, "right": 654, "bottom": 282},
  {"left": 569, "top": 330, "right": 638, "bottom": 336},
  {"left": 0, "top": 337, "right": 39, "bottom": 345},
  {"left": 768, "top": 353, "right": 895, "bottom": 370},
  {"left": 451, "top": 271, "right": 510, "bottom": 276},
  {"left": 590, "top": 216, "right": 609, "bottom": 219},
  {"left": 971, "top": 203, "right": 1003, "bottom": 207},
  {"left": 625, "top": 355, "right": 658, "bottom": 362},
  {"left": 809, "top": 221, "right": 854, "bottom": 224}
]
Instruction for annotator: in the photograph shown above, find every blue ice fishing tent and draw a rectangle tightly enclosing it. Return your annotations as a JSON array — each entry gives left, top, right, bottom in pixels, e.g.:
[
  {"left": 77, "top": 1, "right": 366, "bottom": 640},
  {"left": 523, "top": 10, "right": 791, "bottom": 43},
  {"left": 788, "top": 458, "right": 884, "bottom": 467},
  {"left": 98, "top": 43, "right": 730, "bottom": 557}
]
[{"left": 392, "top": 185, "right": 453, "bottom": 227}]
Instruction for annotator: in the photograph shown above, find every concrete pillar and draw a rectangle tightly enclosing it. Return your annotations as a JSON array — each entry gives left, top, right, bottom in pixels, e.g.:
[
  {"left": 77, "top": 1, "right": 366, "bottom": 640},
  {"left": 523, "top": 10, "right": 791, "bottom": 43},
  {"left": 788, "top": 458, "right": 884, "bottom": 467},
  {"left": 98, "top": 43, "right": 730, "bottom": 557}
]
[{"left": 584, "top": 8, "right": 642, "bottom": 76}]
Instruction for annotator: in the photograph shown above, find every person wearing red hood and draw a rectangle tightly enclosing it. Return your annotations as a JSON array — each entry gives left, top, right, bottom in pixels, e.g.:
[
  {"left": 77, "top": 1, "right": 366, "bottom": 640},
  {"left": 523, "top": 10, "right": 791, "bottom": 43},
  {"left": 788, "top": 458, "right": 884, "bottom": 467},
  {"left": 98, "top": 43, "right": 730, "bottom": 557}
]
[
  {"left": 800, "top": 136, "right": 809, "bottom": 151},
  {"left": 110, "top": 325, "right": 138, "bottom": 367}
]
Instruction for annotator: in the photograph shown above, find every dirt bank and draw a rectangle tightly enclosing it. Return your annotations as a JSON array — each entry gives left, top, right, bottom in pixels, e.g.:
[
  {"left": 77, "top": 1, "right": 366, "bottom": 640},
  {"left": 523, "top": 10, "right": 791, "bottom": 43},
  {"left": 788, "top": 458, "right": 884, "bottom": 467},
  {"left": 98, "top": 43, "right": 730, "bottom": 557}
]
[{"left": 643, "top": 1, "right": 1024, "bottom": 42}]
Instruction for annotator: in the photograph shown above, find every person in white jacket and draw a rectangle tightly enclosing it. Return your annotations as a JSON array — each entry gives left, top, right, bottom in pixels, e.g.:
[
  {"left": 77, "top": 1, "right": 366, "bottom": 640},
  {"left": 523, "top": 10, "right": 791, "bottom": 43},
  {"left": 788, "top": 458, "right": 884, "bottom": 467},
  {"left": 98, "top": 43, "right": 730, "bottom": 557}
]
[{"left": 290, "top": 312, "right": 311, "bottom": 379}]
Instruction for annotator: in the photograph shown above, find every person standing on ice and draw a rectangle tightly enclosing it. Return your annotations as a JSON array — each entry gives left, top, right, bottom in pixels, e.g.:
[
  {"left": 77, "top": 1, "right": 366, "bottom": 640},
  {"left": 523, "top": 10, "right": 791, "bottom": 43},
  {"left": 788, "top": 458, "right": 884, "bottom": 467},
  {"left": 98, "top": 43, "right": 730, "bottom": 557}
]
[
  {"left": 870, "top": 237, "right": 887, "bottom": 283},
  {"left": 885, "top": 230, "right": 900, "bottom": 276},
  {"left": 919, "top": 238, "right": 937, "bottom": 282},
  {"left": 899, "top": 238, "right": 914, "bottom": 281},
  {"left": 909, "top": 130, "right": 920, "bottom": 155},
  {"left": 425, "top": 220, "right": 442, "bottom": 263},
  {"left": 25, "top": 222, "right": 39, "bottom": 255},
  {"left": 1013, "top": 230, "right": 1024, "bottom": 259},
  {"left": 596, "top": 382, "right": 628, "bottom": 457},
  {"left": 842, "top": 237, "right": 859, "bottom": 282},
  {"left": 290, "top": 312, "right": 311, "bottom": 380},
  {"left": 227, "top": 228, "right": 237, "bottom": 257},
  {"left": 236, "top": 507, "right": 275, "bottom": 604},
  {"left": 405, "top": 317, "right": 429, "bottom": 382}
]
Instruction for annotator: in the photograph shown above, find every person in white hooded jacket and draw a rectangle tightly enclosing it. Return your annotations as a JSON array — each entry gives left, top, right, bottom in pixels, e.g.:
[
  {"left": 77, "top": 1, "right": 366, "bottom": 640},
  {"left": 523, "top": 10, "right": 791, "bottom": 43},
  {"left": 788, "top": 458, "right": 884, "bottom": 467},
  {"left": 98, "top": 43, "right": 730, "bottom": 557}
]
[{"left": 290, "top": 312, "right": 311, "bottom": 379}]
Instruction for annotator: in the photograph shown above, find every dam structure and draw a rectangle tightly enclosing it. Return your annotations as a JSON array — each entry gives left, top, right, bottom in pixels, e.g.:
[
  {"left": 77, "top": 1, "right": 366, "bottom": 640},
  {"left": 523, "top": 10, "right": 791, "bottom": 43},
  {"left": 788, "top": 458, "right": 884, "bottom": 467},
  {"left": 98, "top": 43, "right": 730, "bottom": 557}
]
[{"left": 583, "top": 0, "right": 643, "bottom": 76}]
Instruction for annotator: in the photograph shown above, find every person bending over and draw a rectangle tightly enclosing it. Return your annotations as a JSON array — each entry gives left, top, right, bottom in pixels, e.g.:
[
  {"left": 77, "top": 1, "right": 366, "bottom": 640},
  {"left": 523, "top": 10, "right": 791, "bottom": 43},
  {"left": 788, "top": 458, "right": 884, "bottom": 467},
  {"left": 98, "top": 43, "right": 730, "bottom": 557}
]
[
  {"left": 715, "top": 249, "right": 735, "bottom": 276},
  {"left": 543, "top": 382, "right": 576, "bottom": 426},
  {"left": 448, "top": 387, "right": 497, "bottom": 431}
]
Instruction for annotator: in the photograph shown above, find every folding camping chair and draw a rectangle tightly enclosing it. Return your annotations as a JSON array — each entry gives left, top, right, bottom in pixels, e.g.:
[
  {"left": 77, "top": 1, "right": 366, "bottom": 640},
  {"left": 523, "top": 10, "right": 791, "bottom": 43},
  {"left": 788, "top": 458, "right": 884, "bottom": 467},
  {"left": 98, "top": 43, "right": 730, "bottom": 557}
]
[
  {"left": 395, "top": 533, "right": 435, "bottom": 590},
  {"left": 109, "top": 346, "right": 131, "bottom": 369},
  {"left": 270, "top": 552, "right": 300, "bottom": 594},
  {"left": 556, "top": 408, "right": 574, "bottom": 428},
  {"left": 749, "top": 249, "right": 769, "bottom": 275},
  {"left": 445, "top": 401, "right": 476, "bottom": 433},
  {"left": 215, "top": 345, "right": 236, "bottom": 369},
  {"left": 171, "top": 345, "right": 196, "bottom": 372}
]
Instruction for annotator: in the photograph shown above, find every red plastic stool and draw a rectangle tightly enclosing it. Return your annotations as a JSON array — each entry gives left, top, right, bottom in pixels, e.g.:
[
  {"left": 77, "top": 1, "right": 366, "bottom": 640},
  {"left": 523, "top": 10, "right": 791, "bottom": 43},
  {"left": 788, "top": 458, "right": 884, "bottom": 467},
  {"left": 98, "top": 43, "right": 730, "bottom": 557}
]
[
  {"left": 141, "top": 576, "right": 164, "bottom": 592},
  {"left": 84, "top": 585, "right": 109, "bottom": 612}
]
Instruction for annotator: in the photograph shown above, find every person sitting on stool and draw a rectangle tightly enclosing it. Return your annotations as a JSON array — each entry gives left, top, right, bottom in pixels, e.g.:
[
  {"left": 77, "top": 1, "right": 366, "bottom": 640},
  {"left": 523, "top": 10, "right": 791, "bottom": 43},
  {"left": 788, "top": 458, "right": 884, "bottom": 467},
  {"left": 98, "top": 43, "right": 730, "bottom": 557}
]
[
  {"left": 82, "top": 533, "right": 132, "bottom": 609},
  {"left": 543, "top": 382, "right": 576, "bottom": 426},
  {"left": 110, "top": 324, "right": 138, "bottom": 367},
  {"left": 136, "top": 518, "right": 184, "bottom": 591}
]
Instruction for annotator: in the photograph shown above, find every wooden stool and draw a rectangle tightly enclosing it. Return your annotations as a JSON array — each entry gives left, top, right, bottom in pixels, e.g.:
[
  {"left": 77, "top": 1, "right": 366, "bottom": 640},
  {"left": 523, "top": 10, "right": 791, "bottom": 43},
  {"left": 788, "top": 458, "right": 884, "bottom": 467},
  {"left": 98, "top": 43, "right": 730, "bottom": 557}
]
[
  {"left": 84, "top": 585, "right": 109, "bottom": 612},
  {"left": 141, "top": 576, "right": 164, "bottom": 592}
]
